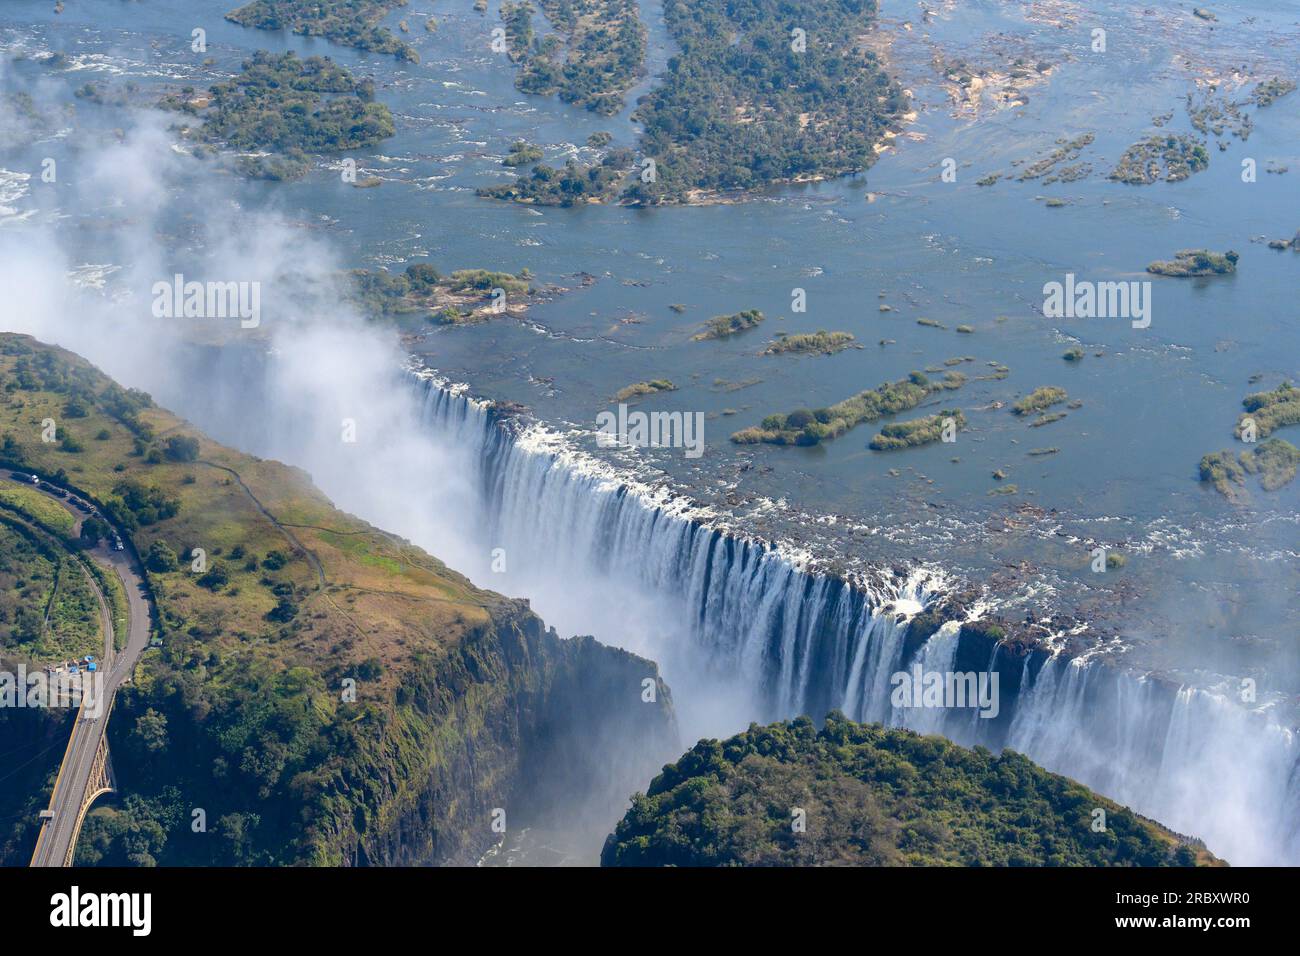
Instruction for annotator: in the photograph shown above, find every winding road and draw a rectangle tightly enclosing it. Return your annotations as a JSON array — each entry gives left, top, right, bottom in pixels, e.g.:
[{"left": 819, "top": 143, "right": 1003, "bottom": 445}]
[{"left": 7, "top": 473, "right": 154, "bottom": 867}]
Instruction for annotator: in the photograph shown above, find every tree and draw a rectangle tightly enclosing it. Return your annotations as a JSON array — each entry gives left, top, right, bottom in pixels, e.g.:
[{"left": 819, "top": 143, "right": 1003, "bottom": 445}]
[
  {"left": 145, "top": 541, "right": 179, "bottom": 573},
  {"left": 197, "top": 562, "right": 230, "bottom": 591},
  {"left": 80, "top": 516, "right": 110, "bottom": 548},
  {"left": 130, "top": 708, "right": 169, "bottom": 754},
  {"left": 165, "top": 435, "right": 200, "bottom": 462},
  {"left": 266, "top": 596, "right": 298, "bottom": 623}
]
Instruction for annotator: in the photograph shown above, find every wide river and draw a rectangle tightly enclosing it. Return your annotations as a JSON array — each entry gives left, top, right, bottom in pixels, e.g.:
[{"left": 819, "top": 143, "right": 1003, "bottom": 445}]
[{"left": 2, "top": 0, "right": 1297, "bottom": 692}]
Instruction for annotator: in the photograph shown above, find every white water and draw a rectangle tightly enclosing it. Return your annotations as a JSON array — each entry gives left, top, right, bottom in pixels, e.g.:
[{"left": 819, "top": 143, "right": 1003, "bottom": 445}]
[{"left": 414, "top": 374, "right": 1300, "bottom": 865}]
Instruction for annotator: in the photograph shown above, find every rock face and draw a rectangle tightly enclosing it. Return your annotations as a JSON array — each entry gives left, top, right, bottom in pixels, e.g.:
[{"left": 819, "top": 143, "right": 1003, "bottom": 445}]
[
  {"left": 106, "top": 599, "right": 679, "bottom": 867},
  {"left": 335, "top": 604, "right": 681, "bottom": 866}
]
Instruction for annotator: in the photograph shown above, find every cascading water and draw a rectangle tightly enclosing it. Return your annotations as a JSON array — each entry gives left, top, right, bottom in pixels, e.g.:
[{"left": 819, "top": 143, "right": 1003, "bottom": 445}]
[{"left": 412, "top": 371, "right": 1300, "bottom": 865}]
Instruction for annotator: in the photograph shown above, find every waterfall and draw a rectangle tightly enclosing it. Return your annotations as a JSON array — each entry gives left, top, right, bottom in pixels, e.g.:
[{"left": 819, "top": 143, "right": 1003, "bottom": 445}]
[{"left": 410, "top": 372, "right": 1299, "bottom": 865}]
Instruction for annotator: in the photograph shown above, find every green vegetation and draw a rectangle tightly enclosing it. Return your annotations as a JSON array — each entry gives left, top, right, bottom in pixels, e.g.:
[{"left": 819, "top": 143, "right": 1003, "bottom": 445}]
[
  {"left": 0, "top": 516, "right": 102, "bottom": 663},
  {"left": 349, "top": 264, "right": 533, "bottom": 325},
  {"left": 502, "top": 140, "right": 544, "bottom": 167},
  {"left": 1029, "top": 412, "right": 1067, "bottom": 428},
  {"left": 477, "top": 149, "right": 635, "bottom": 205},
  {"left": 1062, "top": 347, "right": 1084, "bottom": 362},
  {"left": 1202, "top": 439, "right": 1300, "bottom": 499},
  {"left": 1106, "top": 552, "right": 1127, "bottom": 569},
  {"left": 504, "top": 0, "right": 646, "bottom": 115},
  {"left": 225, "top": 0, "right": 419, "bottom": 62},
  {"left": 1199, "top": 450, "right": 1246, "bottom": 499},
  {"left": 1237, "top": 381, "right": 1300, "bottom": 439},
  {"left": 613, "top": 380, "right": 676, "bottom": 402},
  {"left": 869, "top": 409, "right": 964, "bottom": 451},
  {"left": 1186, "top": 87, "right": 1250, "bottom": 142},
  {"left": 0, "top": 484, "right": 75, "bottom": 537},
  {"left": 624, "top": 0, "right": 907, "bottom": 203},
  {"left": 1110, "top": 135, "right": 1209, "bottom": 184},
  {"left": 0, "top": 333, "right": 672, "bottom": 867},
  {"left": 1146, "top": 249, "right": 1238, "bottom": 277},
  {"left": 1241, "top": 438, "right": 1300, "bottom": 491},
  {"left": 692, "top": 310, "right": 765, "bottom": 342},
  {"left": 1252, "top": 77, "right": 1296, "bottom": 107},
  {"left": 731, "top": 370, "right": 964, "bottom": 447},
  {"left": 162, "top": 52, "right": 395, "bottom": 181},
  {"left": 602, "top": 714, "right": 1215, "bottom": 867},
  {"left": 1017, "top": 133, "right": 1095, "bottom": 183},
  {"left": 763, "top": 331, "right": 857, "bottom": 355},
  {"left": 1012, "top": 387, "right": 1067, "bottom": 416}
]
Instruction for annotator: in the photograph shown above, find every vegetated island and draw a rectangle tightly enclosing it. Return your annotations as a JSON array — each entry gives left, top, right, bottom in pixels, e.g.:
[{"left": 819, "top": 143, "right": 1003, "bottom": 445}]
[
  {"left": 477, "top": 148, "right": 636, "bottom": 205},
  {"left": 1200, "top": 440, "right": 1299, "bottom": 500},
  {"left": 691, "top": 310, "right": 765, "bottom": 342},
  {"left": 0, "top": 334, "right": 675, "bottom": 866},
  {"left": 481, "top": 0, "right": 909, "bottom": 206},
  {"left": 1252, "top": 77, "right": 1297, "bottom": 108},
  {"left": 1236, "top": 381, "right": 1300, "bottom": 440},
  {"left": 1015, "top": 132, "right": 1095, "bottom": 184},
  {"left": 1012, "top": 386, "right": 1067, "bottom": 417},
  {"left": 1146, "top": 249, "right": 1238, "bottom": 277},
  {"left": 627, "top": 0, "right": 909, "bottom": 204},
  {"left": 349, "top": 264, "right": 537, "bottom": 326},
  {"left": 1110, "top": 134, "right": 1209, "bottom": 184},
  {"left": 1199, "top": 382, "right": 1300, "bottom": 500},
  {"left": 502, "top": 140, "right": 544, "bottom": 167},
  {"left": 224, "top": 0, "right": 420, "bottom": 62},
  {"left": 160, "top": 51, "right": 395, "bottom": 181},
  {"left": 499, "top": 0, "right": 646, "bottom": 115},
  {"left": 868, "top": 408, "right": 965, "bottom": 451},
  {"left": 613, "top": 380, "right": 676, "bottom": 403},
  {"left": 763, "top": 331, "right": 859, "bottom": 356},
  {"left": 731, "top": 370, "right": 965, "bottom": 447},
  {"left": 601, "top": 714, "right": 1219, "bottom": 867}
]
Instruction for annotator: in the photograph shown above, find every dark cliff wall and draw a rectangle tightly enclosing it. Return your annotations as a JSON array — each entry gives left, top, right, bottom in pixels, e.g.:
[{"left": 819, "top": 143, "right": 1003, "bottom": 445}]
[
  {"left": 338, "top": 602, "right": 680, "bottom": 866},
  {"left": 87, "top": 598, "right": 677, "bottom": 867}
]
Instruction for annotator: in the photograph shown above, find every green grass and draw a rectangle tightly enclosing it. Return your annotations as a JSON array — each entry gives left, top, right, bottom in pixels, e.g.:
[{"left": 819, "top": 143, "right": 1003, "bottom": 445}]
[
  {"left": 0, "top": 484, "right": 75, "bottom": 537},
  {"left": 1013, "top": 386, "right": 1068, "bottom": 416},
  {"left": 1241, "top": 438, "right": 1300, "bottom": 490},
  {"left": 692, "top": 310, "right": 765, "bottom": 342},
  {"left": 763, "top": 331, "right": 857, "bottom": 356},
  {"left": 734, "top": 371, "right": 965, "bottom": 447},
  {"left": 1237, "top": 381, "right": 1300, "bottom": 440},
  {"left": 0, "top": 515, "right": 101, "bottom": 663},
  {"left": 612, "top": 380, "right": 676, "bottom": 402},
  {"left": 869, "top": 410, "right": 965, "bottom": 451}
]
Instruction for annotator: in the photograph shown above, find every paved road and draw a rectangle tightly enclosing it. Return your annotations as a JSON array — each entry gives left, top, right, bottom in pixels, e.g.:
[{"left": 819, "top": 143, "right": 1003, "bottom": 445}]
[{"left": 6, "top": 474, "right": 154, "bottom": 867}]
